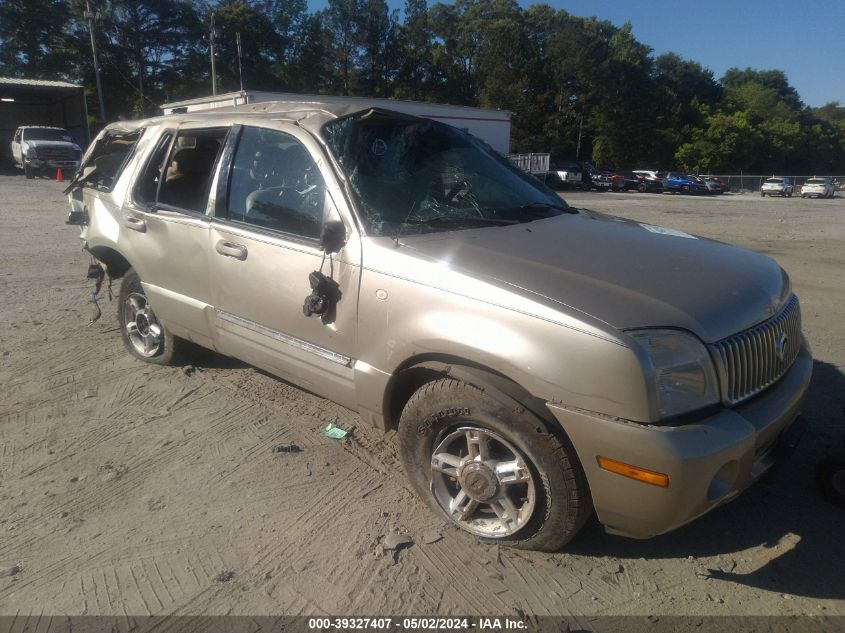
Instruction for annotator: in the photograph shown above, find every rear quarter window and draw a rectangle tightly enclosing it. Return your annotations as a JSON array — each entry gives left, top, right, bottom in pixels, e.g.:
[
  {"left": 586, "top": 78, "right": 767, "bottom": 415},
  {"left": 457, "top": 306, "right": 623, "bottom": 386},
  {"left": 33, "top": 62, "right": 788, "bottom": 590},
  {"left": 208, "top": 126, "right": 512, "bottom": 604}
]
[{"left": 80, "top": 129, "right": 144, "bottom": 192}]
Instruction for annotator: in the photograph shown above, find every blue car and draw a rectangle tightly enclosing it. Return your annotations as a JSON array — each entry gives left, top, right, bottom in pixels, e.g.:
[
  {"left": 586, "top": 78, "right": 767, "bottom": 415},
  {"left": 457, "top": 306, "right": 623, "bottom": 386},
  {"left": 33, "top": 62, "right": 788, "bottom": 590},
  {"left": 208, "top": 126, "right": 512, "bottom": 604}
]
[{"left": 665, "top": 172, "right": 707, "bottom": 194}]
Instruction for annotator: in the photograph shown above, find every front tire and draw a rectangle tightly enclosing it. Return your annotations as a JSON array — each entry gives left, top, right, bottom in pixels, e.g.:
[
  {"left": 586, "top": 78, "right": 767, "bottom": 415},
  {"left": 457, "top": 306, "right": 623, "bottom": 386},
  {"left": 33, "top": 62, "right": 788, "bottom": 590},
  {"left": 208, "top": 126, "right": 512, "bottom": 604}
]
[
  {"left": 25, "top": 166, "right": 34, "bottom": 179},
  {"left": 118, "top": 269, "right": 181, "bottom": 365},
  {"left": 398, "top": 378, "right": 592, "bottom": 551}
]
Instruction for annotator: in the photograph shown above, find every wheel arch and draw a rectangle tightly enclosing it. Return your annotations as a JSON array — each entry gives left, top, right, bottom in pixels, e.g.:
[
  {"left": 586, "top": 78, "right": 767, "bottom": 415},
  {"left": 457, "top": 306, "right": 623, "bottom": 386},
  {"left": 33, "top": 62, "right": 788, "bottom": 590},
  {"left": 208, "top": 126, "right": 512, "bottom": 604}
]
[
  {"left": 383, "top": 354, "right": 560, "bottom": 435},
  {"left": 88, "top": 245, "right": 133, "bottom": 279}
]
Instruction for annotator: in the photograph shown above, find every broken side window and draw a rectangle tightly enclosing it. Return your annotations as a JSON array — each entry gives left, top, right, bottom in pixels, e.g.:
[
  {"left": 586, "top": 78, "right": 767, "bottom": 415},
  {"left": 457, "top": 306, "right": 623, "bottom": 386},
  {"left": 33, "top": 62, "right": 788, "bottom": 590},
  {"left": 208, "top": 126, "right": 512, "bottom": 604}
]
[
  {"left": 157, "top": 128, "right": 228, "bottom": 214},
  {"left": 134, "top": 131, "right": 175, "bottom": 207}
]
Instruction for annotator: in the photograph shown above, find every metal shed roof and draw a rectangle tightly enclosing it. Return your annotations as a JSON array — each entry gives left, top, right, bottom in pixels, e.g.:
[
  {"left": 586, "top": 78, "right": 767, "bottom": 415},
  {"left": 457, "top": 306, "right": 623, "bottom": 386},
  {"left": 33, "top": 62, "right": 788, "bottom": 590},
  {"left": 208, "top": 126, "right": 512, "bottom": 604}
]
[{"left": 0, "top": 77, "right": 81, "bottom": 90}]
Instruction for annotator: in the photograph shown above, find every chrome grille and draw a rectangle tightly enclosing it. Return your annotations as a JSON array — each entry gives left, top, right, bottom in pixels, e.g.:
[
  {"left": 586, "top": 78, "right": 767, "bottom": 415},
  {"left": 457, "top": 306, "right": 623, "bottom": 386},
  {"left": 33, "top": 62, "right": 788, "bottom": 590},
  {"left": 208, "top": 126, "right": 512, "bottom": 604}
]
[
  {"left": 37, "top": 147, "right": 77, "bottom": 161},
  {"left": 709, "top": 295, "right": 802, "bottom": 405}
]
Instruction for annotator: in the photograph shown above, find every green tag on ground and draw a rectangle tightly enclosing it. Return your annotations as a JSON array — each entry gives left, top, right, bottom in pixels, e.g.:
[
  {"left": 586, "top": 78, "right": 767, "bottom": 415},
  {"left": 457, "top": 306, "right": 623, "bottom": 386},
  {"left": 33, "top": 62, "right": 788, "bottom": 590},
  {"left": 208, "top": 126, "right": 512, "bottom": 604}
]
[{"left": 322, "top": 422, "right": 349, "bottom": 439}]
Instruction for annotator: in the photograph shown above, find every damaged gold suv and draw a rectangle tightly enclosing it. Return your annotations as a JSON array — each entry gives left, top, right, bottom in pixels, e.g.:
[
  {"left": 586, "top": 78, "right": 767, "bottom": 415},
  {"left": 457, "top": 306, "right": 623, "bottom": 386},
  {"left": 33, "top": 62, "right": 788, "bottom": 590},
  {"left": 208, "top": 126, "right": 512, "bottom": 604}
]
[{"left": 67, "top": 101, "right": 812, "bottom": 550}]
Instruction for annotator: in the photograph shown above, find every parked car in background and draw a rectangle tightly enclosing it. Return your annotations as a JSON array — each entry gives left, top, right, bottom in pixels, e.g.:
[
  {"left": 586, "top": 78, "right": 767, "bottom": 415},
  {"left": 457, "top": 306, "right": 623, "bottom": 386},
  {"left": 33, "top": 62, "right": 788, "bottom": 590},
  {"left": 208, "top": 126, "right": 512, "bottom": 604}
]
[
  {"left": 800, "top": 177, "right": 835, "bottom": 198},
  {"left": 10, "top": 126, "right": 82, "bottom": 179},
  {"left": 635, "top": 172, "right": 665, "bottom": 193},
  {"left": 665, "top": 172, "right": 707, "bottom": 194},
  {"left": 699, "top": 175, "right": 731, "bottom": 193},
  {"left": 613, "top": 171, "right": 642, "bottom": 192},
  {"left": 761, "top": 177, "right": 794, "bottom": 197},
  {"left": 590, "top": 169, "right": 615, "bottom": 191},
  {"left": 633, "top": 170, "right": 668, "bottom": 189},
  {"left": 699, "top": 176, "right": 726, "bottom": 194},
  {"left": 545, "top": 160, "right": 584, "bottom": 190},
  {"left": 67, "top": 102, "right": 812, "bottom": 551}
]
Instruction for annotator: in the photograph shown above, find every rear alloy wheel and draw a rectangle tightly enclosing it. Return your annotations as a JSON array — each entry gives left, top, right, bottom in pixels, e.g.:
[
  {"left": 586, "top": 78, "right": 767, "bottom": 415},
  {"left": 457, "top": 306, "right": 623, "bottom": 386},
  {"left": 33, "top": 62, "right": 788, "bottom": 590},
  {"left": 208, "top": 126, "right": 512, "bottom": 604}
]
[
  {"left": 118, "top": 269, "right": 181, "bottom": 364},
  {"left": 398, "top": 378, "right": 592, "bottom": 551},
  {"left": 638, "top": 183, "right": 647, "bottom": 193}
]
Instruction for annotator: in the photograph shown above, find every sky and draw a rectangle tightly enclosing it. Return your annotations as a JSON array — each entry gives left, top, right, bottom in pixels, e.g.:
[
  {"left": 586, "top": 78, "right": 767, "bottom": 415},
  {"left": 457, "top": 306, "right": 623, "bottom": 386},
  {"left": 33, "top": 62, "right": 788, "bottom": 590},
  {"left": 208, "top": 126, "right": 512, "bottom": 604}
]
[{"left": 307, "top": 0, "right": 845, "bottom": 108}]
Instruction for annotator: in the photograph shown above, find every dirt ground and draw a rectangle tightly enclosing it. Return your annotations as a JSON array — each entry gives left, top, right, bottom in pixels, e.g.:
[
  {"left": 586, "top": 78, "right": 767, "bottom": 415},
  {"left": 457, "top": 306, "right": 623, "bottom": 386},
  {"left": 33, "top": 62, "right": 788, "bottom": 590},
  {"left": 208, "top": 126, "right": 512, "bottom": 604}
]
[{"left": 0, "top": 173, "right": 844, "bottom": 621}]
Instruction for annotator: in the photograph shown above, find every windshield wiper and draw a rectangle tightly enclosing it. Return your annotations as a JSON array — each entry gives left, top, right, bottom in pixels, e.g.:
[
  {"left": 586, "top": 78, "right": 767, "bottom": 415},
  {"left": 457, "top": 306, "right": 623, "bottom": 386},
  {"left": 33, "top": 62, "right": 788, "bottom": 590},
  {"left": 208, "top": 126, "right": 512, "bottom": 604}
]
[
  {"left": 519, "top": 201, "right": 573, "bottom": 213},
  {"left": 404, "top": 216, "right": 519, "bottom": 227}
]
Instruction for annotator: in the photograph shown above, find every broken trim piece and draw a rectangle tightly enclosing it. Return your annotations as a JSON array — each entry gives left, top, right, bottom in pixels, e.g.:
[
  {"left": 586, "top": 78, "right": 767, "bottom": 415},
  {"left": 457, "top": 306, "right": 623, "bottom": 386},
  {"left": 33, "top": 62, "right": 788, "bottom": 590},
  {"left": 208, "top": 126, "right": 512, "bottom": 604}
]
[{"left": 215, "top": 309, "right": 353, "bottom": 367}]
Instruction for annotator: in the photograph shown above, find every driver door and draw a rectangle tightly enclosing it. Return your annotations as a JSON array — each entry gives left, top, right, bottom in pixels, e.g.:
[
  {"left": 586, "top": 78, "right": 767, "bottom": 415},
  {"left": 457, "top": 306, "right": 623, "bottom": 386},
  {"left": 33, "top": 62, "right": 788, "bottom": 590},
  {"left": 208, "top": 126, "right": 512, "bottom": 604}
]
[{"left": 208, "top": 123, "right": 361, "bottom": 408}]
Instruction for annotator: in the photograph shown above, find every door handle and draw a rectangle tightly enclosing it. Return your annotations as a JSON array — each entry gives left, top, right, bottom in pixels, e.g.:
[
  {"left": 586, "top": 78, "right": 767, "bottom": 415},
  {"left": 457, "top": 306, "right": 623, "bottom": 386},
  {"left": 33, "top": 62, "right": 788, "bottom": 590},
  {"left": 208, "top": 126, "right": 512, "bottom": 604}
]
[
  {"left": 123, "top": 216, "right": 146, "bottom": 232},
  {"left": 215, "top": 240, "right": 248, "bottom": 260}
]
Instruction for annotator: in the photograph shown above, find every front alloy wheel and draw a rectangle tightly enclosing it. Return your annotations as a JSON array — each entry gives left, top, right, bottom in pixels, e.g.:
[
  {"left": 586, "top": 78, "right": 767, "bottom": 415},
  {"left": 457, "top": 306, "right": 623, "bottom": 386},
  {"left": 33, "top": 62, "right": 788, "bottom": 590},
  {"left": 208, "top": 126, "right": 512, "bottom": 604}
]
[
  {"left": 430, "top": 426, "right": 536, "bottom": 537},
  {"left": 398, "top": 378, "right": 592, "bottom": 551}
]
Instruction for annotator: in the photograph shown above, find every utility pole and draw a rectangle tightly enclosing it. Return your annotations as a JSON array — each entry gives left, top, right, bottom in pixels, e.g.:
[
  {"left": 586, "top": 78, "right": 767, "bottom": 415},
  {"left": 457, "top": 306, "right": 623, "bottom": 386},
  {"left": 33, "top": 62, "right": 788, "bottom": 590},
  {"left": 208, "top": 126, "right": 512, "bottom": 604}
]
[
  {"left": 84, "top": 0, "right": 106, "bottom": 121},
  {"left": 575, "top": 101, "right": 585, "bottom": 160},
  {"left": 209, "top": 11, "right": 217, "bottom": 95},
  {"left": 236, "top": 32, "right": 244, "bottom": 92}
]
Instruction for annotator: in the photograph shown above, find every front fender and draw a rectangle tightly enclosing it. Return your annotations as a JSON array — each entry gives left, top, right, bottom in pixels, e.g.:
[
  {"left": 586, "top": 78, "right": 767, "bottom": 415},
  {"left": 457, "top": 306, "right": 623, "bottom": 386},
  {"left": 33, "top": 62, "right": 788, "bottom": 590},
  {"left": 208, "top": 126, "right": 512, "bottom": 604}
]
[{"left": 354, "top": 252, "right": 653, "bottom": 425}]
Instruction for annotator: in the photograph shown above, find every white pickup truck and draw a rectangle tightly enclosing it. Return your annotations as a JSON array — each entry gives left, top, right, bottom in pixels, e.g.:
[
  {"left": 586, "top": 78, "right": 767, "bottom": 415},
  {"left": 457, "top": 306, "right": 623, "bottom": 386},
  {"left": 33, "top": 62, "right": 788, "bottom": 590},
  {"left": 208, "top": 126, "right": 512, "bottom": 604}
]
[{"left": 11, "top": 126, "right": 82, "bottom": 179}]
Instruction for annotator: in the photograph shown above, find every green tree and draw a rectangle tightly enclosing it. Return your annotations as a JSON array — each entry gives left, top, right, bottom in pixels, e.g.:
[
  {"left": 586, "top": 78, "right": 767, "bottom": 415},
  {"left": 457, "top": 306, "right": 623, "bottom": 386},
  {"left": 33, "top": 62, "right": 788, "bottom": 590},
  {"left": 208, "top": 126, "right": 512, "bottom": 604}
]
[
  {"left": 325, "top": 0, "right": 362, "bottom": 95},
  {"left": 0, "top": 0, "right": 72, "bottom": 78},
  {"left": 393, "top": 0, "right": 432, "bottom": 100},
  {"left": 357, "top": 0, "right": 398, "bottom": 97},
  {"left": 650, "top": 53, "right": 721, "bottom": 166},
  {"left": 210, "top": 1, "right": 282, "bottom": 94}
]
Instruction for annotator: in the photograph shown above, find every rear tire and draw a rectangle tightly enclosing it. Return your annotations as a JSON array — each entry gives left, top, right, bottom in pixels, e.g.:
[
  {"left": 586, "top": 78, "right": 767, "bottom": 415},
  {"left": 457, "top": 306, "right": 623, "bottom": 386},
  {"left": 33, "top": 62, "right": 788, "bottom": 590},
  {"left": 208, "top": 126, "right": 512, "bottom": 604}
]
[
  {"left": 118, "top": 269, "right": 182, "bottom": 365},
  {"left": 398, "top": 378, "right": 592, "bottom": 551}
]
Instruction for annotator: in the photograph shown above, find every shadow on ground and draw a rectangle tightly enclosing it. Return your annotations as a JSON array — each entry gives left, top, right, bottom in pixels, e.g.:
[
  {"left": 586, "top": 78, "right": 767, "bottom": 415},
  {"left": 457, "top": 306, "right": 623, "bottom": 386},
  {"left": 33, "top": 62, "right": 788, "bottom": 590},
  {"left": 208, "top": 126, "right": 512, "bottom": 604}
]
[{"left": 570, "top": 359, "right": 845, "bottom": 600}]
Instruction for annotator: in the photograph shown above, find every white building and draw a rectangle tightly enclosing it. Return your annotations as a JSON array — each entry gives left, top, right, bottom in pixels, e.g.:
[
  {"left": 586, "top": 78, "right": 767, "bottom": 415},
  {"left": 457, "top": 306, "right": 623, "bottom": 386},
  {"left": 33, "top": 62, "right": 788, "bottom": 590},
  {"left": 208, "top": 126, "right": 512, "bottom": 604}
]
[{"left": 160, "top": 90, "right": 512, "bottom": 154}]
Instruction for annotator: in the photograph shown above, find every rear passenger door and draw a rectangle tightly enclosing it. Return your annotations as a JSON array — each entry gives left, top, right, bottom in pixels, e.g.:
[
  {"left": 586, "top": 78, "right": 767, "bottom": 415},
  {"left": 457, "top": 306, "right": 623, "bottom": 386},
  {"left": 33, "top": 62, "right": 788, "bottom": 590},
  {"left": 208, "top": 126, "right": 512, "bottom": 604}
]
[
  {"left": 208, "top": 123, "right": 361, "bottom": 407},
  {"left": 120, "top": 125, "right": 229, "bottom": 349}
]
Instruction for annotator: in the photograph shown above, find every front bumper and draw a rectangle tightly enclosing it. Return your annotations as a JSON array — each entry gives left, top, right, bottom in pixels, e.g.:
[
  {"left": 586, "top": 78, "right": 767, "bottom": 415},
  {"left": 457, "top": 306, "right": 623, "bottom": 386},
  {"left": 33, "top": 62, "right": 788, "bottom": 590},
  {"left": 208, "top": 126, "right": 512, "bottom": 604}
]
[
  {"left": 547, "top": 343, "right": 812, "bottom": 539},
  {"left": 25, "top": 157, "right": 80, "bottom": 171}
]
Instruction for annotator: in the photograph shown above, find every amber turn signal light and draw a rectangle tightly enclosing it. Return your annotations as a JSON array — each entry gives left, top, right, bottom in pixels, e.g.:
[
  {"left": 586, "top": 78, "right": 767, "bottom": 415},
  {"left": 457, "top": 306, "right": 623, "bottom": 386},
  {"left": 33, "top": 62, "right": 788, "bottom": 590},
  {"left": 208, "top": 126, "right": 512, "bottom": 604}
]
[{"left": 597, "top": 456, "right": 670, "bottom": 488}]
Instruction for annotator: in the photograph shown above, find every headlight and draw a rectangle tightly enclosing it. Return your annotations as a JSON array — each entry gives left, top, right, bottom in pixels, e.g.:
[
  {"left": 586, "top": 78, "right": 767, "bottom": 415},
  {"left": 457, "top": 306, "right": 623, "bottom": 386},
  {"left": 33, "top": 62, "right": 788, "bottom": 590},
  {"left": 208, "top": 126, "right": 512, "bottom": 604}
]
[{"left": 629, "top": 329, "right": 719, "bottom": 418}]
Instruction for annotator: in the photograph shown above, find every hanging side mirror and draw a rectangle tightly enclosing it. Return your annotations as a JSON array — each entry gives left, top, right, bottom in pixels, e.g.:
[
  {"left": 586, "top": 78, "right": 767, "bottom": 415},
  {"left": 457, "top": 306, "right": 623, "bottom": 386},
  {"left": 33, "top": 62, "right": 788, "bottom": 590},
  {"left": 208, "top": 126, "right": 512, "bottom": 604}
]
[{"left": 320, "top": 193, "right": 347, "bottom": 254}]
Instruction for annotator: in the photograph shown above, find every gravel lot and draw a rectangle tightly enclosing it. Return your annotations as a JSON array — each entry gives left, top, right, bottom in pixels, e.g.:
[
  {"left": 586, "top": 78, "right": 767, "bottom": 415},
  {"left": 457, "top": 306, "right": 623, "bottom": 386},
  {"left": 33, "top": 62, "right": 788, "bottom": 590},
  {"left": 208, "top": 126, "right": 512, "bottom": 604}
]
[{"left": 0, "top": 173, "right": 844, "bottom": 622}]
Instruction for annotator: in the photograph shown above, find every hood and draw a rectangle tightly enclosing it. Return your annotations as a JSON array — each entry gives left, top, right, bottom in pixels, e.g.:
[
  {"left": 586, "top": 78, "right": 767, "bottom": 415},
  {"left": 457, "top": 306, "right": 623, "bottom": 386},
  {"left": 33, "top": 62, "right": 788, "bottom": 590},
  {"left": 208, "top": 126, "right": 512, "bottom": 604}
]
[
  {"left": 398, "top": 211, "right": 789, "bottom": 343},
  {"left": 25, "top": 140, "right": 81, "bottom": 151}
]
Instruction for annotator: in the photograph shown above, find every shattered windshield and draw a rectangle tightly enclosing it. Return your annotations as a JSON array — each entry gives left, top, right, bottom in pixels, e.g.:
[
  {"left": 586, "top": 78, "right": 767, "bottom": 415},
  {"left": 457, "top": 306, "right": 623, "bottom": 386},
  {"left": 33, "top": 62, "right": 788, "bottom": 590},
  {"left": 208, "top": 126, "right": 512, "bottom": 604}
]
[{"left": 321, "top": 110, "right": 571, "bottom": 236}]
